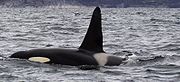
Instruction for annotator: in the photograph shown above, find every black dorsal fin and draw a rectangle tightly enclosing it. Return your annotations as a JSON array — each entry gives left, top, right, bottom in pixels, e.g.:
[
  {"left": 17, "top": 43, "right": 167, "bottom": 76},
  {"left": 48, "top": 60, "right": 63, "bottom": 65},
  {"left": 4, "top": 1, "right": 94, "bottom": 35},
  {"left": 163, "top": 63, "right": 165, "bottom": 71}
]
[{"left": 79, "top": 7, "right": 104, "bottom": 53}]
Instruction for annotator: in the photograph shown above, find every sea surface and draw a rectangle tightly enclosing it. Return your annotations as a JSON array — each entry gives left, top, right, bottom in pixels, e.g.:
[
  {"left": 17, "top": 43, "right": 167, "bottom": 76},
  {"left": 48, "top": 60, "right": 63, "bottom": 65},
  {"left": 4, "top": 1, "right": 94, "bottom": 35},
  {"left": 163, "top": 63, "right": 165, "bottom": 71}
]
[{"left": 0, "top": 7, "right": 180, "bottom": 82}]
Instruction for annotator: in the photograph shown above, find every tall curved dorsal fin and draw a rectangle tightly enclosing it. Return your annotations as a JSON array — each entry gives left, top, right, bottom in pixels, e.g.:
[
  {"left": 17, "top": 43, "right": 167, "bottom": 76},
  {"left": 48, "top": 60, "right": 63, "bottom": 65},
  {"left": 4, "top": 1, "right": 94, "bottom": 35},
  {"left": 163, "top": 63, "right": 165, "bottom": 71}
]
[{"left": 79, "top": 7, "right": 104, "bottom": 53}]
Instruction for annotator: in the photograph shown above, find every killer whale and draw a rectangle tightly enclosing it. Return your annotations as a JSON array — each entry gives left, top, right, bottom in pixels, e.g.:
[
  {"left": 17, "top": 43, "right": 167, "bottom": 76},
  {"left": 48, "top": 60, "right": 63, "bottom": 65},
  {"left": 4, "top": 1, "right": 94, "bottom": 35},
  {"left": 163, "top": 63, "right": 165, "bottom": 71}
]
[{"left": 10, "top": 7, "right": 126, "bottom": 66}]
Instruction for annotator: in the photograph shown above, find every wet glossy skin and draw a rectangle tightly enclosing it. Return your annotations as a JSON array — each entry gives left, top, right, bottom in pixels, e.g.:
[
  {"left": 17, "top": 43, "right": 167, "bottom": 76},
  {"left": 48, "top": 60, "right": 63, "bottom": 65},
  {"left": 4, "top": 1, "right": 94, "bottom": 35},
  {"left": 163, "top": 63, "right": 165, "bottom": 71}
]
[{"left": 10, "top": 48, "right": 98, "bottom": 66}]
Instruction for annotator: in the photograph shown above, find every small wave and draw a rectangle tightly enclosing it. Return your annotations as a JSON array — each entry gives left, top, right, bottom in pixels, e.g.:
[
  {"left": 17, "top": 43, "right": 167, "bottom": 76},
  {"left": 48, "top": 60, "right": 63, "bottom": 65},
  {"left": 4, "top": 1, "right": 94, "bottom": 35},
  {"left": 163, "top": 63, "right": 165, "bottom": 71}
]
[
  {"left": 155, "top": 43, "right": 180, "bottom": 51},
  {"left": 145, "top": 64, "right": 180, "bottom": 80},
  {"left": 46, "top": 16, "right": 58, "bottom": 19},
  {"left": 103, "top": 70, "right": 128, "bottom": 75},
  {"left": 0, "top": 74, "right": 19, "bottom": 80},
  {"left": 124, "top": 55, "right": 165, "bottom": 66},
  {"left": 138, "top": 55, "right": 165, "bottom": 62},
  {"left": 149, "top": 18, "right": 178, "bottom": 24},
  {"left": 104, "top": 44, "right": 122, "bottom": 50},
  {"left": 50, "top": 27, "right": 80, "bottom": 33},
  {"left": 113, "top": 50, "right": 133, "bottom": 56},
  {"left": 146, "top": 64, "right": 180, "bottom": 70},
  {"left": 26, "top": 16, "right": 41, "bottom": 19},
  {"left": 175, "top": 22, "right": 180, "bottom": 24},
  {"left": 136, "top": 12, "right": 147, "bottom": 15},
  {"left": 78, "top": 65, "right": 100, "bottom": 70},
  {"left": 150, "top": 18, "right": 173, "bottom": 23}
]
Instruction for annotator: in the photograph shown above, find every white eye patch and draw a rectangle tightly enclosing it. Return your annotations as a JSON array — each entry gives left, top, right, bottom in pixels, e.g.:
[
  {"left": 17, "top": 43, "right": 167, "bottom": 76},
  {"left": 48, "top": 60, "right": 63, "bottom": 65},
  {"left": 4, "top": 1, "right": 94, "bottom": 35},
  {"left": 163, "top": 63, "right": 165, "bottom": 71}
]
[
  {"left": 28, "top": 57, "right": 50, "bottom": 63},
  {"left": 93, "top": 53, "right": 109, "bottom": 66}
]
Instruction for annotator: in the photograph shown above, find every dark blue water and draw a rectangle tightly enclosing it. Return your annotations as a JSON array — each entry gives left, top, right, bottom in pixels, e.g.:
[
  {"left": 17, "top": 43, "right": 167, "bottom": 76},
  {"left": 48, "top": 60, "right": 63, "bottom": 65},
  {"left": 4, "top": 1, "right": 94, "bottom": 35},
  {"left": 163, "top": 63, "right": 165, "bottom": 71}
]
[{"left": 0, "top": 7, "right": 180, "bottom": 82}]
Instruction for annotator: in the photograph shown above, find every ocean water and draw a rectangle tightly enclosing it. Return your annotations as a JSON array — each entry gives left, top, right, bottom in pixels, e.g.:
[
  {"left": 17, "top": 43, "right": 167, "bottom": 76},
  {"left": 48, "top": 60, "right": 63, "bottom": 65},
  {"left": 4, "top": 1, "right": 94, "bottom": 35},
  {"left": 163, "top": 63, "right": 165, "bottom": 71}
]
[{"left": 0, "top": 7, "right": 180, "bottom": 82}]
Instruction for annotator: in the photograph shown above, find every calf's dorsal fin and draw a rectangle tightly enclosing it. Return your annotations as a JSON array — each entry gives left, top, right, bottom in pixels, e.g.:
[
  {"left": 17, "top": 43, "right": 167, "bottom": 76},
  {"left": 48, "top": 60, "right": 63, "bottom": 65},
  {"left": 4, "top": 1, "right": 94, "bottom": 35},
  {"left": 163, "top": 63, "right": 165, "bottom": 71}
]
[{"left": 79, "top": 7, "right": 104, "bottom": 53}]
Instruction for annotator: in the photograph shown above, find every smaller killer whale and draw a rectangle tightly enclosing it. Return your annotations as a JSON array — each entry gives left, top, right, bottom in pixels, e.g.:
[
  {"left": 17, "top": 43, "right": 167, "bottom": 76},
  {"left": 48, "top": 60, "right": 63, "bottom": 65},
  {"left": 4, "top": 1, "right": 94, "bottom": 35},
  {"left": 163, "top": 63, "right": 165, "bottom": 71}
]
[{"left": 10, "top": 7, "right": 126, "bottom": 66}]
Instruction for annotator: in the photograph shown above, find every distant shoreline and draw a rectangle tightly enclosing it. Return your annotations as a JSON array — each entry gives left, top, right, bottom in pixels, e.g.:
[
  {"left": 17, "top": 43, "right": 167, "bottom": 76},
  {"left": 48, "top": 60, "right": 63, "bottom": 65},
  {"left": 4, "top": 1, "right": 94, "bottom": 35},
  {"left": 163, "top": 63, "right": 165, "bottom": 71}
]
[{"left": 0, "top": 0, "right": 180, "bottom": 8}]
